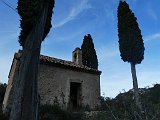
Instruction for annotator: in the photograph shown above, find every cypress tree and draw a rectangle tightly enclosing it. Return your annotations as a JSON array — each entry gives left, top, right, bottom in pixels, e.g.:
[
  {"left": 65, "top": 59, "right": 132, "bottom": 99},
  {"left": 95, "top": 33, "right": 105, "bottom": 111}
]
[
  {"left": 117, "top": 0, "right": 145, "bottom": 112},
  {"left": 81, "top": 34, "right": 98, "bottom": 69},
  {"left": 17, "top": 0, "right": 54, "bottom": 47},
  {"left": 9, "top": 0, "right": 55, "bottom": 120}
]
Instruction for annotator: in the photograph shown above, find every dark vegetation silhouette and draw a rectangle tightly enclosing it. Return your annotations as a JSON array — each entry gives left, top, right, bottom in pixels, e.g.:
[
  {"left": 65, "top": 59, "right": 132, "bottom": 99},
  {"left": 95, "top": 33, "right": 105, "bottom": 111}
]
[
  {"left": 0, "top": 83, "right": 8, "bottom": 120},
  {"left": 8, "top": 0, "right": 55, "bottom": 120},
  {"left": 117, "top": 0, "right": 145, "bottom": 112},
  {"left": 18, "top": 0, "right": 54, "bottom": 47},
  {"left": 2, "top": 83, "right": 159, "bottom": 119},
  {"left": 0, "top": 83, "right": 6, "bottom": 104},
  {"left": 98, "top": 84, "right": 160, "bottom": 120},
  {"left": 81, "top": 34, "right": 98, "bottom": 69},
  {"left": 39, "top": 104, "right": 84, "bottom": 120}
]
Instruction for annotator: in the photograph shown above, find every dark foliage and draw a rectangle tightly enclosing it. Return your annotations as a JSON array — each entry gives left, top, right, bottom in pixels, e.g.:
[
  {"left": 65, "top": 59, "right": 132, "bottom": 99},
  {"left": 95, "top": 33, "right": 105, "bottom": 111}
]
[
  {"left": 0, "top": 83, "right": 7, "bottom": 104},
  {"left": 0, "top": 83, "right": 8, "bottom": 120},
  {"left": 118, "top": 1, "right": 144, "bottom": 64},
  {"left": 17, "top": 0, "right": 55, "bottom": 47},
  {"left": 39, "top": 104, "right": 83, "bottom": 120},
  {"left": 98, "top": 84, "right": 160, "bottom": 119},
  {"left": 81, "top": 34, "right": 98, "bottom": 69}
]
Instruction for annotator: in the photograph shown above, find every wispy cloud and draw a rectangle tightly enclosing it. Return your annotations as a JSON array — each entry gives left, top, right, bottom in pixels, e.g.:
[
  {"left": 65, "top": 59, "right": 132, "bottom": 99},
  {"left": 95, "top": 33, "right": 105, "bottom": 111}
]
[
  {"left": 148, "top": 8, "right": 158, "bottom": 21},
  {"left": 147, "top": 2, "right": 158, "bottom": 21},
  {"left": 97, "top": 45, "right": 119, "bottom": 62},
  {"left": 54, "top": 0, "right": 91, "bottom": 28},
  {"left": 97, "top": 1, "right": 116, "bottom": 26},
  {"left": 42, "top": 30, "right": 82, "bottom": 45},
  {"left": 104, "top": 8, "right": 115, "bottom": 23},
  {"left": 144, "top": 32, "right": 160, "bottom": 42}
]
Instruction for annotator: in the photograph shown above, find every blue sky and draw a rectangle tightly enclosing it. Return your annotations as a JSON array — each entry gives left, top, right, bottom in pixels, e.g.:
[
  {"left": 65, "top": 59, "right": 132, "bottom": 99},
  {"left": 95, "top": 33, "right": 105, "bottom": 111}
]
[{"left": 0, "top": 0, "right": 160, "bottom": 97}]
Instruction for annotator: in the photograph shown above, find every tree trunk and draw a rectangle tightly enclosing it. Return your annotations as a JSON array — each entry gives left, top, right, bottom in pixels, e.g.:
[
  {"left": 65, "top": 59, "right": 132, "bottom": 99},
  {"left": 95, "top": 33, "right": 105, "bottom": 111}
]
[
  {"left": 130, "top": 63, "right": 142, "bottom": 112},
  {"left": 9, "top": 3, "right": 49, "bottom": 120}
]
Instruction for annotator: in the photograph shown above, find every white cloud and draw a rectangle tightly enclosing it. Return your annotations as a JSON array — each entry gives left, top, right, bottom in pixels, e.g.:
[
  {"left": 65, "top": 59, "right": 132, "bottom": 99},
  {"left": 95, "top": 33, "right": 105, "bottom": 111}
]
[
  {"left": 147, "top": 3, "right": 158, "bottom": 21},
  {"left": 97, "top": 45, "right": 119, "bottom": 62},
  {"left": 144, "top": 32, "right": 160, "bottom": 42},
  {"left": 0, "top": 31, "right": 18, "bottom": 46},
  {"left": 54, "top": 0, "right": 91, "bottom": 28},
  {"left": 104, "top": 8, "right": 115, "bottom": 23}
]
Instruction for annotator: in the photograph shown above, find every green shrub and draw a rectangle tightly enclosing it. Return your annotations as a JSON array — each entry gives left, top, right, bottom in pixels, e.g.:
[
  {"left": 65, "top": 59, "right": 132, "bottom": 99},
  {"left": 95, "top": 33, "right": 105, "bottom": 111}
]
[
  {"left": 98, "top": 84, "right": 160, "bottom": 120},
  {"left": 39, "top": 104, "right": 83, "bottom": 120}
]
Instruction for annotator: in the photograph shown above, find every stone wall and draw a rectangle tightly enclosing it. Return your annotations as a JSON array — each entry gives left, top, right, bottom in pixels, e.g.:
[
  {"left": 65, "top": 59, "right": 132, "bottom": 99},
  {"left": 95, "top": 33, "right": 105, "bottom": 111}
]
[
  {"left": 38, "top": 64, "right": 100, "bottom": 109},
  {"left": 3, "top": 57, "right": 100, "bottom": 114},
  {"left": 2, "top": 57, "right": 20, "bottom": 114}
]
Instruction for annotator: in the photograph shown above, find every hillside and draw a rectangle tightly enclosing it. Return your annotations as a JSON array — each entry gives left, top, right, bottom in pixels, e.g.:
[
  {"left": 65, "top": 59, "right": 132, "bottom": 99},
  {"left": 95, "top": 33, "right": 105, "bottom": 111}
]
[
  {"left": 0, "top": 83, "right": 160, "bottom": 120},
  {"left": 99, "top": 84, "right": 160, "bottom": 119}
]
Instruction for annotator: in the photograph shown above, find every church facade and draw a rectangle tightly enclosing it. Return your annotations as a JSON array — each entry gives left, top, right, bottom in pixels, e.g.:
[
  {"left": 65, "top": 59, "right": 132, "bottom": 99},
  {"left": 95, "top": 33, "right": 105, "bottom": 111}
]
[{"left": 3, "top": 48, "right": 101, "bottom": 114}]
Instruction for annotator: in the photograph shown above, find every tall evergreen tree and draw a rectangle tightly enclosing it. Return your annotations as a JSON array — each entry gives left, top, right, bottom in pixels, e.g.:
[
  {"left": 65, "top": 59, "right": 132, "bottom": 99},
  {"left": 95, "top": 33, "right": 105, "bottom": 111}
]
[
  {"left": 9, "top": 0, "right": 54, "bottom": 120},
  {"left": 18, "top": 0, "right": 54, "bottom": 47},
  {"left": 117, "top": 0, "right": 145, "bottom": 112},
  {"left": 81, "top": 34, "right": 98, "bottom": 69}
]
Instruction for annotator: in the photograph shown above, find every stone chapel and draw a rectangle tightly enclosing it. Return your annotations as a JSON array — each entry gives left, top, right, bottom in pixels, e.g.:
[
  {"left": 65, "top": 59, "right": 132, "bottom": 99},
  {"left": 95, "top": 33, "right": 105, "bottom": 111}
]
[{"left": 3, "top": 48, "right": 101, "bottom": 114}]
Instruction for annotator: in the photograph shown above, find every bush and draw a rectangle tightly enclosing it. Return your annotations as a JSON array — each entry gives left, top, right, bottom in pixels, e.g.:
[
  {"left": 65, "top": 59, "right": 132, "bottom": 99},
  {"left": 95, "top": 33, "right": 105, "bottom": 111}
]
[
  {"left": 98, "top": 84, "right": 160, "bottom": 120},
  {"left": 0, "top": 83, "right": 7, "bottom": 120},
  {"left": 39, "top": 104, "right": 83, "bottom": 120}
]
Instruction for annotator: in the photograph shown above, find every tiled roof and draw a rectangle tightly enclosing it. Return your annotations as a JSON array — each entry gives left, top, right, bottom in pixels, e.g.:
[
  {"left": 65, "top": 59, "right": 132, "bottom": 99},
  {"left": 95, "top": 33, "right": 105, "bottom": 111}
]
[{"left": 14, "top": 51, "right": 101, "bottom": 75}]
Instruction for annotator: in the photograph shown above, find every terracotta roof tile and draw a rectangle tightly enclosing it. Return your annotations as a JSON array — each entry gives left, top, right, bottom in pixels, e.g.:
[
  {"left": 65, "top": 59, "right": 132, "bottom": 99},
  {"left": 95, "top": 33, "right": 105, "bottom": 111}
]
[{"left": 14, "top": 51, "right": 101, "bottom": 75}]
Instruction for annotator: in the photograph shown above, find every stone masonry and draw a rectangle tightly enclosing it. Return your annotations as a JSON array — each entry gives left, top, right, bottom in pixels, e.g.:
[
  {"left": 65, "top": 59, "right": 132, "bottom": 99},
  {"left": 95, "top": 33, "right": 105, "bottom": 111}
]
[{"left": 2, "top": 48, "right": 101, "bottom": 114}]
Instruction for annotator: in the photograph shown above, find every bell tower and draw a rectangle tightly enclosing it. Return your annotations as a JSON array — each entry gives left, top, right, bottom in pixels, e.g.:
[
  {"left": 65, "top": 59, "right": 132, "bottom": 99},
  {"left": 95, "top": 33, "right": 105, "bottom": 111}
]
[{"left": 72, "top": 47, "right": 82, "bottom": 65}]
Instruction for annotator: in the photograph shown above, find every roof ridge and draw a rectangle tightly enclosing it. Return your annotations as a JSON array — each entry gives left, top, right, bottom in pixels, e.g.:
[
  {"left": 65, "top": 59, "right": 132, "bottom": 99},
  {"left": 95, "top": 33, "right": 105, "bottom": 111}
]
[{"left": 14, "top": 50, "right": 101, "bottom": 75}]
